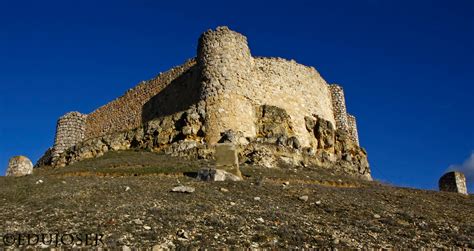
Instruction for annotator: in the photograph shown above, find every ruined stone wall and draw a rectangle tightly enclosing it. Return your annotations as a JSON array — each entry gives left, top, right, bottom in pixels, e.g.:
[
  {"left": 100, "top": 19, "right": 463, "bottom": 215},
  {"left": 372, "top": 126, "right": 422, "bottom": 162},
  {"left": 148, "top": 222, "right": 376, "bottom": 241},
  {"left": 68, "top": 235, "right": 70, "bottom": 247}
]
[
  {"left": 52, "top": 105, "right": 371, "bottom": 180},
  {"left": 47, "top": 26, "right": 363, "bottom": 168},
  {"left": 439, "top": 172, "right": 468, "bottom": 195},
  {"left": 329, "top": 84, "right": 349, "bottom": 131},
  {"left": 347, "top": 114, "right": 359, "bottom": 146},
  {"left": 330, "top": 85, "right": 361, "bottom": 146},
  {"left": 197, "top": 27, "right": 335, "bottom": 147},
  {"left": 252, "top": 58, "right": 335, "bottom": 147},
  {"left": 52, "top": 112, "right": 87, "bottom": 159},
  {"left": 85, "top": 59, "right": 198, "bottom": 139}
]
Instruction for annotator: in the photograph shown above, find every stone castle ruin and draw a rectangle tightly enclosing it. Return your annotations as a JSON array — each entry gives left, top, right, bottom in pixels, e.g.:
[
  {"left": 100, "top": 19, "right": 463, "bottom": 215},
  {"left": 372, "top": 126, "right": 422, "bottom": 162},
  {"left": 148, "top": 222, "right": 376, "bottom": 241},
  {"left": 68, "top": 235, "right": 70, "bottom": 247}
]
[
  {"left": 35, "top": 26, "right": 371, "bottom": 180},
  {"left": 439, "top": 171, "right": 468, "bottom": 195}
]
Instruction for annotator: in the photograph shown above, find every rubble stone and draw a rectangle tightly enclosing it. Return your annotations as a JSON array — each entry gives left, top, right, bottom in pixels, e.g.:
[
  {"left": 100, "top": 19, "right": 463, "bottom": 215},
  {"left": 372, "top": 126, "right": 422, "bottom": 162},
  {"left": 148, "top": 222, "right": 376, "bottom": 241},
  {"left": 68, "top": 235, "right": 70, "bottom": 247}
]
[{"left": 5, "top": 156, "right": 33, "bottom": 177}]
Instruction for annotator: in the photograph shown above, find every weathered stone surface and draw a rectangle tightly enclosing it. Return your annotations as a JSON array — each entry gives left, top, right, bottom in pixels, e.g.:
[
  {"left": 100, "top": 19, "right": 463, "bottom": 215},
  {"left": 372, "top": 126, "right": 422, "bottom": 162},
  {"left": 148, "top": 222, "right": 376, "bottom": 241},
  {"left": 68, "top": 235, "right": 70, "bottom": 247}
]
[
  {"left": 329, "top": 84, "right": 348, "bottom": 131},
  {"left": 85, "top": 59, "right": 198, "bottom": 139},
  {"left": 50, "top": 105, "right": 371, "bottom": 180},
  {"left": 242, "top": 144, "right": 280, "bottom": 168},
  {"left": 315, "top": 116, "right": 335, "bottom": 150},
  {"left": 439, "top": 171, "right": 468, "bottom": 195},
  {"left": 305, "top": 116, "right": 316, "bottom": 132},
  {"left": 287, "top": 136, "right": 301, "bottom": 150},
  {"left": 346, "top": 114, "right": 360, "bottom": 146},
  {"left": 6, "top": 156, "right": 33, "bottom": 177},
  {"left": 197, "top": 168, "right": 242, "bottom": 181},
  {"left": 171, "top": 185, "right": 195, "bottom": 193},
  {"left": 50, "top": 106, "right": 208, "bottom": 167},
  {"left": 334, "top": 129, "right": 371, "bottom": 180},
  {"left": 256, "top": 105, "right": 294, "bottom": 140},
  {"left": 215, "top": 143, "right": 241, "bottom": 177},
  {"left": 218, "top": 129, "right": 247, "bottom": 145}
]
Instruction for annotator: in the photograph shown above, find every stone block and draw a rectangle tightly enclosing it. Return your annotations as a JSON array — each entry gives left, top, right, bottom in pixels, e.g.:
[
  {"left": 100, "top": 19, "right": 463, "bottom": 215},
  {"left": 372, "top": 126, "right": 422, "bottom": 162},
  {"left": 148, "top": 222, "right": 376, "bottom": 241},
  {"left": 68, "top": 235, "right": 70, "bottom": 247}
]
[{"left": 215, "top": 143, "right": 241, "bottom": 177}]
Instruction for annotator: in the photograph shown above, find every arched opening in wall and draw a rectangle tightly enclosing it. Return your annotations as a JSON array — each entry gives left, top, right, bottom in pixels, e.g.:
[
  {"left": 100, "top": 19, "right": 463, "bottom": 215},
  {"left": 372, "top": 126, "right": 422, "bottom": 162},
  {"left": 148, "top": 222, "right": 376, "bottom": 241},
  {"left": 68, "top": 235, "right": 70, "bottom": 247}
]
[{"left": 142, "top": 65, "right": 202, "bottom": 123}]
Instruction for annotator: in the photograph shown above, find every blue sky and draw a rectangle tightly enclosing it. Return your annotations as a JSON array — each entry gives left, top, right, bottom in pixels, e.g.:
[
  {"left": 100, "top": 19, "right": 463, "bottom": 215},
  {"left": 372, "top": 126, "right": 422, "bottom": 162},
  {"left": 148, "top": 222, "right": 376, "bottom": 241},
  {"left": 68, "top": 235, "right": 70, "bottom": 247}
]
[{"left": 0, "top": 0, "right": 473, "bottom": 192}]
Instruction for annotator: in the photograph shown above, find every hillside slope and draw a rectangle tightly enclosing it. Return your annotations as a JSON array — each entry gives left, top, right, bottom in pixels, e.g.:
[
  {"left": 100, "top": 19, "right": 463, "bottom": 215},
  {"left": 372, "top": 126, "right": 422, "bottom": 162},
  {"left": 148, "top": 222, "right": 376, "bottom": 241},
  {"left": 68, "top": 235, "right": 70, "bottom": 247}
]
[{"left": 1, "top": 150, "right": 473, "bottom": 249}]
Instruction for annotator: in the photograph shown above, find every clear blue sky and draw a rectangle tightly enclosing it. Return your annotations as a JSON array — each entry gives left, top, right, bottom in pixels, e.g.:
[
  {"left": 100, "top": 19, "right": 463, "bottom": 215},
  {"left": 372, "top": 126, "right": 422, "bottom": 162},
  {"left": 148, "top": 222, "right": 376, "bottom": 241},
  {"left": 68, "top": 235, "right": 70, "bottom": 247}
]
[{"left": 1, "top": 0, "right": 473, "bottom": 192}]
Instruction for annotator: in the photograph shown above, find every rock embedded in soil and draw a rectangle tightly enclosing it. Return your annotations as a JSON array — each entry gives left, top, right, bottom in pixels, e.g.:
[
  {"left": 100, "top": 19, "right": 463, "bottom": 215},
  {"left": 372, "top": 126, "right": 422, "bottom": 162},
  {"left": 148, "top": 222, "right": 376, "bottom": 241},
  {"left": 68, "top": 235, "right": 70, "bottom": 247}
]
[
  {"left": 299, "top": 195, "right": 309, "bottom": 202},
  {"left": 171, "top": 185, "right": 195, "bottom": 193}
]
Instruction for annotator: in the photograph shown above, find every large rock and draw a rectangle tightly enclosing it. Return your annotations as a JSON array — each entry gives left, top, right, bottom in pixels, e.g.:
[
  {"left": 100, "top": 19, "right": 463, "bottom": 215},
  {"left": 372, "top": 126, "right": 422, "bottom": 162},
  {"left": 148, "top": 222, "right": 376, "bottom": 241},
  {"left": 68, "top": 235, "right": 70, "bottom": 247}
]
[
  {"left": 46, "top": 103, "right": 372, "bottom": 181},
  {"left": 256, "top": 105, "right": 294, "bottom": 140},
  {"left": 315, "top": 116, "right": 335, "bottom": 150},
  {"left": 6, "top": 156, "right": 33, "bottom": 177},
  {"left": 439, "top": 171, "right": 468, "bottom": 195}
]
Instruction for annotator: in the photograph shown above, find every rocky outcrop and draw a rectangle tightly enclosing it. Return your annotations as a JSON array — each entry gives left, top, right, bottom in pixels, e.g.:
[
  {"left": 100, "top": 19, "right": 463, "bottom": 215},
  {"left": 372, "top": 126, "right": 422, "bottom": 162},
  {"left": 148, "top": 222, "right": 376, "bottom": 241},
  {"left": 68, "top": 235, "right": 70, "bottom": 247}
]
[
  {"left": 241, "top": 107, "right": 370, "bottom": 179},
  {"left": 6, "top": 156, "right": 33, "bottom": 177},
  {"left": 39, "top": 104, "right": 370, "bottom": 180},
  {"left": 256, "top": 105, "right": 294, "bottom": 140},
  {"left": 85, "top": 59, "right": 198, "bottom": 139},
  {"left": 46, "top": 106, "right": 206, "bottom": 168}
]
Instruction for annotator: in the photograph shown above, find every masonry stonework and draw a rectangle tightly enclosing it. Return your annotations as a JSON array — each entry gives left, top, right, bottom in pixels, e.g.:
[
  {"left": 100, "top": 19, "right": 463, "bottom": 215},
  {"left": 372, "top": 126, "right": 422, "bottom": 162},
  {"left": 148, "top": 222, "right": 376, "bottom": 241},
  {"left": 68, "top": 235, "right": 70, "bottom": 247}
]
[
  {"left": 329, "top": 84, "right": 349, "bottom": 132},
  {"left": 347, "top": 114, "right": 360, "bottom": 146},
  {"left": 6, "top": 156, "right": 33, "bottom": 177},
  {"left": 52, "top": 112, "right": 87, "bottom": 160},
  {"left": 198, "top": 27, "right": 335, "bottom": 147},
  {"left": 85, "top": 59, "right": 198, "bottom": 139},
  {"left": 197, "top": 26, "right": 256, "bottom": 143},
  {"left": 39, "top": 26, "right": 368, "bottom": 179}
]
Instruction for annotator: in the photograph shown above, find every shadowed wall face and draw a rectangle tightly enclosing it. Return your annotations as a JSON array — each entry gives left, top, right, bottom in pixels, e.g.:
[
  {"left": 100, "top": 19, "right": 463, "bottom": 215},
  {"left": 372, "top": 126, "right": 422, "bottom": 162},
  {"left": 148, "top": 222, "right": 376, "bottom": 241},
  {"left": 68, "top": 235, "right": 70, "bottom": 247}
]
[
  {"left": 142, "top": 65, "right": 201, "bottom": 123},
  {"left": 85, "top": 59, "right": 197, "bottom": 139},
  {"left": 439, "top": 171, "right": 468, "bottom": 195}
]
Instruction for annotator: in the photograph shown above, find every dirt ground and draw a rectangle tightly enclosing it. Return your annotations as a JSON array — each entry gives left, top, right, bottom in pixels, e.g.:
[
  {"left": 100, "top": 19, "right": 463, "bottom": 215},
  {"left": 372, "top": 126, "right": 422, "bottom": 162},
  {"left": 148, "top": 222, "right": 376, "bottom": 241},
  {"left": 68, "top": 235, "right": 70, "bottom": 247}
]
[{"left": 0, "top": 150, "right": 472, "bottom": 249}]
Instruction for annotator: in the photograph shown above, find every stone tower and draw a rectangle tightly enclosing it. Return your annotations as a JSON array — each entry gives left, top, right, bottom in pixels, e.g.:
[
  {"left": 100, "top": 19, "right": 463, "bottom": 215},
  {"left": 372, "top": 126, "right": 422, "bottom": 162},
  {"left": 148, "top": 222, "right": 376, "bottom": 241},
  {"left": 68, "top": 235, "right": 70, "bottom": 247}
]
[
  {"left": 197, "top": 26, "right": 256, "bottom": 143},
  {"left": 52, "top": 111, "right": 87, "bottom": 161}
]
